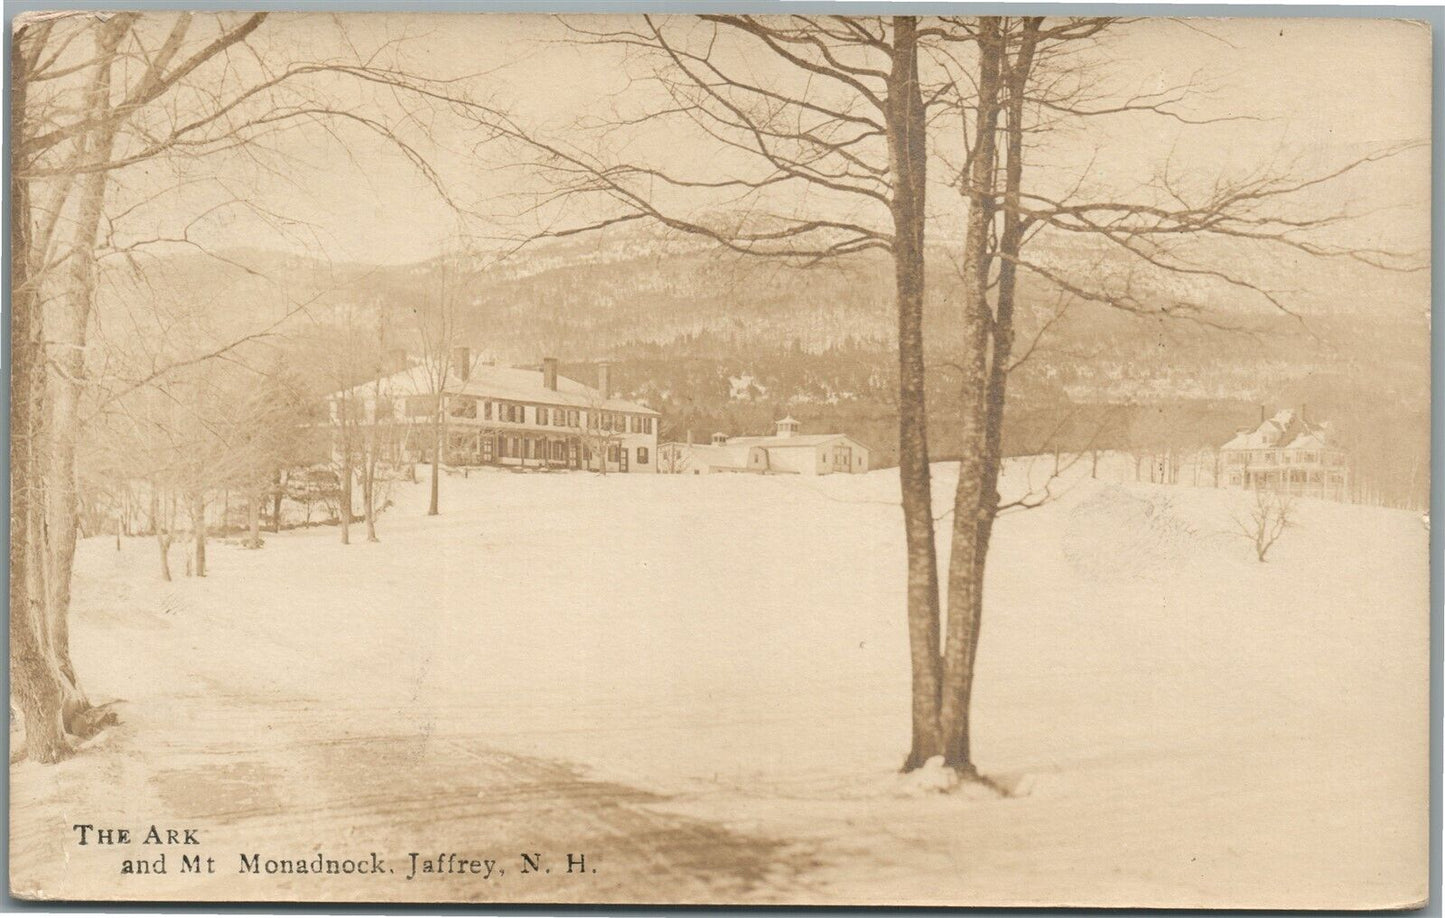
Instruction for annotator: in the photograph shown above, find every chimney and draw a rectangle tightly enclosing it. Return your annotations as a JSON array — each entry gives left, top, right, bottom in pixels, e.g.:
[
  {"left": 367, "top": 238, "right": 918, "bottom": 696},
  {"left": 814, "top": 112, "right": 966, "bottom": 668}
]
[
  {"left": 1301, "top": 403, "right": 1309, "bottom": 426},
  {"left": 542, "top": 357, "right": 558, "bottom": 391},
  {"left": 1259, "top": 404, "right": 1267, "bottom": 425},
  {"left": 686, "top": 429, "right": 694, "bottom": 447},
  {"left": 452, "top": 346, "right": 471, "bottom": 382},
  {"left": 597, "top": 361, "right": 612, "bottom": 398}
]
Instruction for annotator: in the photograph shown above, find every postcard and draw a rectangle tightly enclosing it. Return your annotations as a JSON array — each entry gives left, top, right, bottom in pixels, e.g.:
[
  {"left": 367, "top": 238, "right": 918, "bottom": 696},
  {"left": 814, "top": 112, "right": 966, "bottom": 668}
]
[{"left": 8, "top": 8, "right": 1431, "bottom": 908}]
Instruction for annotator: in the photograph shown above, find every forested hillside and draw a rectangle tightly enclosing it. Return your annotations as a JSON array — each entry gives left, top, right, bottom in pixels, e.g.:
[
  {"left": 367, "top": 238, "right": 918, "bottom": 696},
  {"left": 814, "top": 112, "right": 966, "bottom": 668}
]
[{"left": 103, "top": 235, "right": 1429, "bottom": 508}]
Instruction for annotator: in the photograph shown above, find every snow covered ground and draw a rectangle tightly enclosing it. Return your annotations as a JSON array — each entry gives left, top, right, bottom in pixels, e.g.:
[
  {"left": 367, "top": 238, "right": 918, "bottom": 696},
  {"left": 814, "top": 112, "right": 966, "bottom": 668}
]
[{"left": 10, "top": 457, "right": 1429, "bottom": 907}]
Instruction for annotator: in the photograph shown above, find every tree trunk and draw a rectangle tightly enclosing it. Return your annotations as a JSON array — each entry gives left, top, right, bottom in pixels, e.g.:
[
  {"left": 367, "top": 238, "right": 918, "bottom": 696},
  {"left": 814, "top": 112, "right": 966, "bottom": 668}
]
[
  {"left": 271, "top": 469, "right": 284, "bottom": 532},
  {"left": 886, "top": 17, "right": 944, "bottom": 771},
  {"left": 340, "top": 461, "right": 352, "bottom": 544},
  {"left": 339, "top": 402, "right": 353, "bottom": 544},
  {"left": 150, "top": 485, "right": 172, "bottom": 581},
  {"left": 156, "top": 519, "right": 173, "bottom": 582},
  {"left": 10, "top": 42, "right": 70, "bottom": 761},
  {"left": 247, "top": 492, "right": 261, "bottom": 547},
  {"left": 363, "top": 446, "right": 379, "bottom": 542},
  {"left": 937, "top": 17, "right": 1004, "bottom": 773},
  {"left": 190, "top": 491, "right": 207, "bottom": 577},
  {"left": 37, "top": 16, "right": 136, "bottom": 740},
  {"left": 428, "top": 409, "right": 442, "bottom": 515}
]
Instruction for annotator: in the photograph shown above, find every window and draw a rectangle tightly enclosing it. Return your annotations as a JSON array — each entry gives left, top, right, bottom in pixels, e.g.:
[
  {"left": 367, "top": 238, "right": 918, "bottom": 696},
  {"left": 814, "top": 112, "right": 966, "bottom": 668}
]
[
  {"left": 608, "top": 444, "right": 621, "bottom": 463},
  {"left": 484, "top": 401, "right": 492, "bottom": 420},
  {"left": 448, "top": 396, "right": 478, "bottom": 419},
  {"left": 537, "top": 406, "right": 549, "bottom": 426},
  {"left": 637, "top": 447, "right": 649, "bottom": 465},
  {"left": 569, "top": 409, "right": 579, "bottom": 427},
  {"left": 645, "top": 417, "right": 653, "bottom": 434},
  {"left": 555, "top": 410, "right": 566, "bottom": 427},
  {"left": 551, "top": 440, "right": 565, "bottom": 461}
]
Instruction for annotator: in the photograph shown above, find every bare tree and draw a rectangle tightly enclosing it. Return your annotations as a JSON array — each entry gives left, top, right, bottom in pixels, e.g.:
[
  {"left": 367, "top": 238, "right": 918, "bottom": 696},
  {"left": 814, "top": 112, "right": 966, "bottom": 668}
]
[
  {"left": 10, "top": 10, "right": 484, "bottom": 761},
  {"left": 362, "top": 365, "right": 388, "bottom": 544},
  {"left": 657, "top": 443, "right": 692, "bottom": 474},
  {"left": 482, "top": 13, "right": 951, "bottom": 772},
  {"left": 312, "top": 306, "right": 380, "bottom": 544},
  {"left": 920, "top": 14, "right": 1426, "bottom": 783},
  {"left": 414, "top": 248, "right": 478, "bottom": 515},
  {"left": 1234, "top": 488, "right": 1294, "bottom": 562}
]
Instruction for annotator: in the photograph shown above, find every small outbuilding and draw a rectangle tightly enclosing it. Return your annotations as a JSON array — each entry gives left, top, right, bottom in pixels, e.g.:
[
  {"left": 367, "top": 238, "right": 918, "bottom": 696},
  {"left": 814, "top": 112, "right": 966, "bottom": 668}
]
[{"left": 658, "top": 417, "right": 871, "bottom": 476}]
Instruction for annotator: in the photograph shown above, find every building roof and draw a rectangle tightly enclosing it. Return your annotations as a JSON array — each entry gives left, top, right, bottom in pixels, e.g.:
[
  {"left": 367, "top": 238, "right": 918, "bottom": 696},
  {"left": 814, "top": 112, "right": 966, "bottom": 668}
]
[
  {"left": 1221, "top": 408, "right": 1334, "bottom": 451},
  {"left": 725, "top": 433, "right": 865, "bottom": 449},
  {"left": 336, "top": 362, "right": 659, "bottom": 416}
]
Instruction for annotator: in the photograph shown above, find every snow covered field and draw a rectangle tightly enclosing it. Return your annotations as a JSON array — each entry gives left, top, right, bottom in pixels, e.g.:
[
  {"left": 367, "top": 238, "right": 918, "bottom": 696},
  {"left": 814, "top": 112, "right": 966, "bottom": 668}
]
[{"left": 10, "top": 459, "right": 1429, "bottom": 907}]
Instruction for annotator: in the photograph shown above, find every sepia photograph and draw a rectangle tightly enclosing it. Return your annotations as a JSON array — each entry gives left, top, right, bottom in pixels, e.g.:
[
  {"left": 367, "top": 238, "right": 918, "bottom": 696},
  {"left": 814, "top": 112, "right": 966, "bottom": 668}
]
[{"left": 7, "top": 6, "right": 1433, "bottom": 909}]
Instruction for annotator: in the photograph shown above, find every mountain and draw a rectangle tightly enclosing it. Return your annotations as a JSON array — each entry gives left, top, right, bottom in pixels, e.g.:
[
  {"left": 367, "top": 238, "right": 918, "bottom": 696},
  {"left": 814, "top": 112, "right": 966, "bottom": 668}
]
[{"left": 92, "top": 229, "right": 1429, "bottom": 507}]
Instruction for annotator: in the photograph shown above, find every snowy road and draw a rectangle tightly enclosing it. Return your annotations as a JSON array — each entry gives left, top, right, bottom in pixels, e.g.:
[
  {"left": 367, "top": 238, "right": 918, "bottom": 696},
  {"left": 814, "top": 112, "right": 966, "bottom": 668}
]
[{"left": 13, "top": 689, "right": 814, "bottom": 902}]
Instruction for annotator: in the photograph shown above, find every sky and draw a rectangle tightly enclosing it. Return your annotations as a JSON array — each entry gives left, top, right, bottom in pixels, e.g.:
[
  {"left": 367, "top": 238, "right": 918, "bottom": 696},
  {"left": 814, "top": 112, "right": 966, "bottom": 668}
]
[{"left": 88, "top": 13, "right": 1432, "bottom": 268}]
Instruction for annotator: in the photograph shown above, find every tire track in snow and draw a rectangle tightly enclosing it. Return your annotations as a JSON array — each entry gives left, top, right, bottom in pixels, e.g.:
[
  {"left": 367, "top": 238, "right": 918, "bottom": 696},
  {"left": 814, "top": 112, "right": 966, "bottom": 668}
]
[{"left": 27, "top": 694, "right": 818, "bottom": 903}]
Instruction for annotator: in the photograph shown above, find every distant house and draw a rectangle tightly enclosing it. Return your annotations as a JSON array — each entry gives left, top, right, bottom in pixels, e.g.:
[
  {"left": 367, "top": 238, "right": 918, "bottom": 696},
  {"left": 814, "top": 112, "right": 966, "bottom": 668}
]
[
  {"left": 658, "top": 417, "right": 870, "bottom": 476},
  {"left": 326, "top": 350, "right": 659, "bottom": 473},
  {"left": 1219, "top": 407, "right": 1348, "bottom": 501}
]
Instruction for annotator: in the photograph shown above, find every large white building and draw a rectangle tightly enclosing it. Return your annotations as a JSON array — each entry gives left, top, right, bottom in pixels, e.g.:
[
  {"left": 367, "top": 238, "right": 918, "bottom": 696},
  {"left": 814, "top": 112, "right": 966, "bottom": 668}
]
[
  {"left": 1219, "top": 407, "right": 1348, "bottom": 501},
  {"left": 658, "top": 417, "right": 870, "bottom": 476},
  {"left": 328, "top": 351, "right": 659, "bottom": 473}
]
